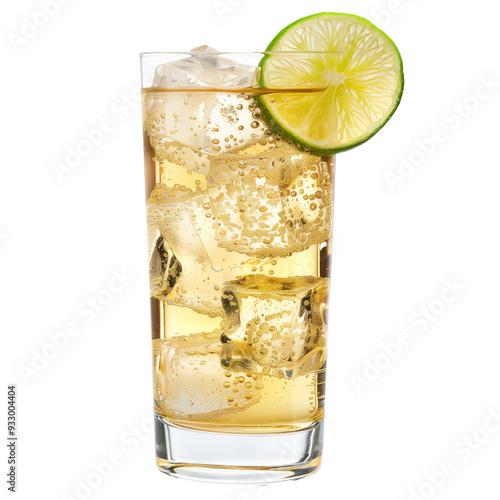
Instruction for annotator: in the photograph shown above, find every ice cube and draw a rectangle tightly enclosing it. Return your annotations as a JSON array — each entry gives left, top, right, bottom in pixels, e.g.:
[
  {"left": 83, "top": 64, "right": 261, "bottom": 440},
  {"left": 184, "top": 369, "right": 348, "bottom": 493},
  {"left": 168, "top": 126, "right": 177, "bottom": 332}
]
[
  {"left": 209, "top": 155, "right": 334, "bottom": 258},
  {"left": 153, "top": 332, "right": 262, "bottom": 419},
  {"left": 142, "top": 48, "right": 268, "bottom": 172},
  {"left": 153, "top": 46, "right": 258, "bottom": 89},
  {"left": 142, "top": 91, "right": 270, "bottom": 173},
  {"left": 147, "top": 185, "right": 226, "bottom": 317},
  {"left": 220, "top": 275, "right": 328, "bottom": 378}
]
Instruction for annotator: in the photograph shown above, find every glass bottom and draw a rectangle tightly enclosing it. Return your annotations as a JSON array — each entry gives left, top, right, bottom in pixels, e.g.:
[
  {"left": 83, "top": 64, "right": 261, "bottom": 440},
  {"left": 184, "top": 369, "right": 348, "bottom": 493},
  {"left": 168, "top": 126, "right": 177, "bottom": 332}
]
[{"left": 155, "top": 415, "right": 324, "bottom": 483}]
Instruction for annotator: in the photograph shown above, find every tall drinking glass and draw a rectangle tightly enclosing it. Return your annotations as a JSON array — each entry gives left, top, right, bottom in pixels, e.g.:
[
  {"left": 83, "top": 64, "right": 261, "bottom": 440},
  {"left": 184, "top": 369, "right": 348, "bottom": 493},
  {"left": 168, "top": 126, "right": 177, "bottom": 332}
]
[{"left": 141, "top": 51, "right": 334, "bottom": 482}]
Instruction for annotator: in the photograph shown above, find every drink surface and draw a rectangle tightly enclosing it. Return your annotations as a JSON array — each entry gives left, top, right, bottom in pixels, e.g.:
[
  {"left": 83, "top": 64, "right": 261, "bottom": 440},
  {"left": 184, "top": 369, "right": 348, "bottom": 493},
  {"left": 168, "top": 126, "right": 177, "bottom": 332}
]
[{"left": 143, "top": 86, "right": 334, "bottom": 433}]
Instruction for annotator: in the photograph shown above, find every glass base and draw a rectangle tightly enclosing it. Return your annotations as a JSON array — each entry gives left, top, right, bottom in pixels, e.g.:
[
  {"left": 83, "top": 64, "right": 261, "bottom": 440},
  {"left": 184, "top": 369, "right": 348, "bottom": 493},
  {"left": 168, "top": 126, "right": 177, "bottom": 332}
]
[{"left": 155, "top": 415, "right": 324, "bottom": 483}]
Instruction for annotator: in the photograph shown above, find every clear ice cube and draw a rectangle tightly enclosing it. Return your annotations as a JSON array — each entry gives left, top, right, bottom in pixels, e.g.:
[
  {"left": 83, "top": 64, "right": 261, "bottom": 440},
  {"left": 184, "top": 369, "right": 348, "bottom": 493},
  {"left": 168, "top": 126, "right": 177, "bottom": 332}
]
[
  {"left": 142, "top": 48, "right": 268, "bottom": 172},
  {"left": 153, "top": 332, "right": 262, "bottom": 419},
  {"left": 209, "top": 154, "right": 334, "bottom": 258},
  {"left": 153, "top": 46, "right": 258, "bottom": 89},
  {"left": 220, "top": 275, "right": 328, "bottom": 378},
  {"left": 142, "top": 92, "right": 270, "bottom": 173},
  {"left": 148, "top": 185, "right": 226, "bottom": 317}
]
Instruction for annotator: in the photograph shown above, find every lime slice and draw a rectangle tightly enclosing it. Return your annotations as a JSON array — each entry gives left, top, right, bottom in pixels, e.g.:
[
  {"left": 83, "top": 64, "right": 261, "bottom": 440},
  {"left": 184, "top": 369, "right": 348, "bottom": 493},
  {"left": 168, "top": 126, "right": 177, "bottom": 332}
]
[{"left": 258, "top": 12, "right": 404, "bottom": 154}]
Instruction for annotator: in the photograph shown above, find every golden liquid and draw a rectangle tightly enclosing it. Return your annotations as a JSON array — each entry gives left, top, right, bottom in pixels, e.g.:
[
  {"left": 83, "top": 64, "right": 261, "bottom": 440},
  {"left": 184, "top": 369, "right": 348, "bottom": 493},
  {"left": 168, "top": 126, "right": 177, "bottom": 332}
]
[{"left": 143, "top": 88, "right": 333, "bottom": 433}]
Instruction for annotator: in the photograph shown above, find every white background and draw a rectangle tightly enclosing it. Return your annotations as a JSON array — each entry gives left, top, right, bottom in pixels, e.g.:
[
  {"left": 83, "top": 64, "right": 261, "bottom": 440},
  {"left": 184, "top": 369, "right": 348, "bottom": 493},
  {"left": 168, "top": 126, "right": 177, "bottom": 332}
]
[{"left": 2, "top": 0, "right": 500, "bottom": 499}]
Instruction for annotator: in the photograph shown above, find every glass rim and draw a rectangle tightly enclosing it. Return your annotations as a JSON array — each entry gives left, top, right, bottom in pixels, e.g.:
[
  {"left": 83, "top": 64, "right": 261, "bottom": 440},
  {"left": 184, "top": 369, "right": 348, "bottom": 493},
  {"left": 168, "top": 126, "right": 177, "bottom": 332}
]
[{"left": 140, "top": 51, "right": 342, "bottom": 56}]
